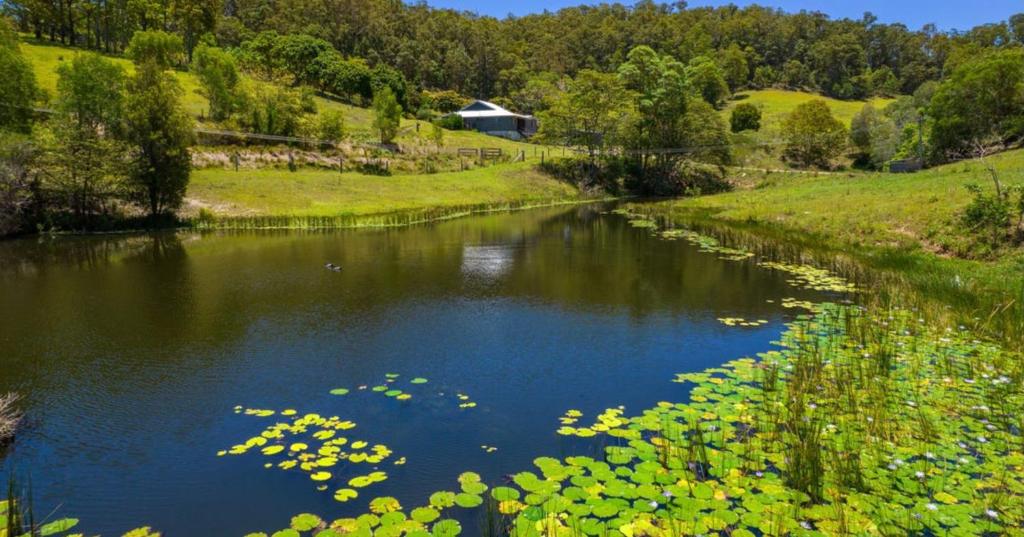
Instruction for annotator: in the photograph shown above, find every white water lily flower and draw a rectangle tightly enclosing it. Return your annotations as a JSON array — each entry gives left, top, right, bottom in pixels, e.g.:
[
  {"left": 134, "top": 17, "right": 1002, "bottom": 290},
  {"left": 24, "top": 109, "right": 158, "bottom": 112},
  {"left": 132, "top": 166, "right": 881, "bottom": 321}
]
[
  {"left": 926, "top": 503, "right": 938, "bottom": 511},
  {"left": 986, "top": 509, "right": 998, "bottom": 519},
  {"left": 915, "top": 471, "right": 926, "bottom": 479}
]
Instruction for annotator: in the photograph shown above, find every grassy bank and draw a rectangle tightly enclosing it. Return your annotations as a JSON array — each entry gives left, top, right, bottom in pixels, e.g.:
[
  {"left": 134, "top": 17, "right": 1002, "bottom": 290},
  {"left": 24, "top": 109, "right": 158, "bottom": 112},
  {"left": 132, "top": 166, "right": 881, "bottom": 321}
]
[
  {"left": 185, "top": 161, "right": 594, "bottom": 228},
  {"left": 628, "top": 149, "right": 1024, "bottom": 342}
]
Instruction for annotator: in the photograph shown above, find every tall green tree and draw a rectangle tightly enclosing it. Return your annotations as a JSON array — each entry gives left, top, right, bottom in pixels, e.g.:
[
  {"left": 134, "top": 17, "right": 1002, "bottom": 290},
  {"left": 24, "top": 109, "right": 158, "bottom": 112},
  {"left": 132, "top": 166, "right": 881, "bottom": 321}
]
[
  {"left": 123, "top": 61, "right": 195, "bottom": 218},
  {"left": 782, "top": 100, "right": 847, "bottom": 168},
  {"left": 55, "top": 52, "right": 126, "bottom": 131},
  {"left": 169, "top": 0, "right": 220, "bottom": 61},
  {"left": 686, "top": 55, "right": 730, "bottom": 108},
  {"left": 372, "top": 86, "right": 402, "bottom": 145},
  {"left": 618, "top": 46, "right": 689, "bottom": 169},
  {"left": 46, "top": 51, "right": 129, "bottom": 224},
  {"left": 192, "top": 43, "right": 240, "bottom": 120},
  {"left": 537, "top": 69, "right": 631, "bottom": 160}
]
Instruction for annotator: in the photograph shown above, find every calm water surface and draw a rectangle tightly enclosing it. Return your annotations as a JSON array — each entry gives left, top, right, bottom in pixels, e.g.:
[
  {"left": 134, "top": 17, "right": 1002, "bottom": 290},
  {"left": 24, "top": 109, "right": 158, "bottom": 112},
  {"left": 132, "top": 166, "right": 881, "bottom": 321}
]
[{"left": 0, "top": 205, "right": 825, "bottom": 536}]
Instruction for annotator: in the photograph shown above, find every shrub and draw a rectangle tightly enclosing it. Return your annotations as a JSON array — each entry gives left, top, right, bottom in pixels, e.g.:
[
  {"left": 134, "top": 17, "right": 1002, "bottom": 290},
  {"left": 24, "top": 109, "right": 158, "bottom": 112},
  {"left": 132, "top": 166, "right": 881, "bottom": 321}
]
[
  {"left": 434, "top": 114, "right": 464, "bottom": 130},
  {"left": 730, "top": 103, "right": 761, "bottom": 132},
  {"left": 317, "top": 110, "right": 345, "bottom": 142}
]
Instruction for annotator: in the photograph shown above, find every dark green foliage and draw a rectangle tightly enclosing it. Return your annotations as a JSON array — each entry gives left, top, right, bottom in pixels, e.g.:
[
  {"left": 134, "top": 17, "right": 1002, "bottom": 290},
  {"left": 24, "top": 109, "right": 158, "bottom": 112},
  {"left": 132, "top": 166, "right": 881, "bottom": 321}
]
[
  {"left": 808, "top": 33, "right": 868, "bottom": 99},
  {"left": 271, "top": 34, "right": 333, "bottom": 86},
  {"left": 680, "top": 99, "right": 732, "bottom": 166},
  {"left": 6, "top": 2, "right": 1022, "bottom": 103},
  {"left": 782, "top": 100, "right": 848, "bottom": 168},
  {"left": 42, "top": 116, "right": 129, "bottom": 225},
  {"left": 123, "top": 62, "right": 195, "bottom": 218},
  {"left": 729, "top": 103, "right": 761, "bottom": 132},
  {"left": 929, "top": 48, "right": 1024, "bottom": 161}
]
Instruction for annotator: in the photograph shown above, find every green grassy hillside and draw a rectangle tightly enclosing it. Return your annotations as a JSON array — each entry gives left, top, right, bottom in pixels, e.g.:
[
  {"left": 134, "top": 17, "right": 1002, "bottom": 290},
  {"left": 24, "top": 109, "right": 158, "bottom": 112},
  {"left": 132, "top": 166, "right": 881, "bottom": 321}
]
[
  {"left": 724, "top": 89, "right": 895, "bottom": 127},
  {"left": 722, "top": 89, "right": 897, "bottom": 169},
  {"left": 19, "top": 37, "right": 539, "bottom": 152},
  {"left": 673, "top": 149, "right": 1024, "bottom": 253}
]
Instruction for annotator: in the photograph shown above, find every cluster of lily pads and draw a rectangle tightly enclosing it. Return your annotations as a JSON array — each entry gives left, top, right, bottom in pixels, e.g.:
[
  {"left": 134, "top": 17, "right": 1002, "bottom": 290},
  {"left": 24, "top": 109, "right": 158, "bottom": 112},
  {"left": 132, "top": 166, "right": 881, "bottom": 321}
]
[
  {"left": 247, "top": 303, "right": 1022, "bottom": 537},
  {"left": 327, "top": 376, "right": 477, "bottom": 410},
  {"left": 555, "top": 407, "right": 629, "bottom": 439},
  {"left": 716, "top": 317, "right": 769, "bottom": 328},
  {"left": 330, "top": 374, "right": 429, "bottom": 401},
  {"left": 218, "top": 410, "right": 396, "bottom": 501},
  {"left": 617, "top": 210, "right": 856, "bottom": 296}
]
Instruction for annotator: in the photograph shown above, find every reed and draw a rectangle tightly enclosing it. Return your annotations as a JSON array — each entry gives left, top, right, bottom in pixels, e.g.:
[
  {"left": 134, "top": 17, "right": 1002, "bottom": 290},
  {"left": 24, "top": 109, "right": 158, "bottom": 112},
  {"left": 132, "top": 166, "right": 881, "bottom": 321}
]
[{"left": 187, "top": 199, "right": 607, "bottom": 231}]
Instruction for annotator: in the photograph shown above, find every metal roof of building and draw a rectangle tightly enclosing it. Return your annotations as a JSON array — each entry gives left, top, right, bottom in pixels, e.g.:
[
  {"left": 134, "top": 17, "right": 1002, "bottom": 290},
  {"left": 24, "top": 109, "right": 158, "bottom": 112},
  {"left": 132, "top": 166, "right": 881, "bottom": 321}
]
[{"left": 455, "top": 100, "right": 533, "bottom": 119}]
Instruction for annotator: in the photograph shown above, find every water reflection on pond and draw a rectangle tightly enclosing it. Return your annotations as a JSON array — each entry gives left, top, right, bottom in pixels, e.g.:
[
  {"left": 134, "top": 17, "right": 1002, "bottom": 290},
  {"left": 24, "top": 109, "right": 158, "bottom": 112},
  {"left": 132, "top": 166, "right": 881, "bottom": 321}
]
[{"left": 0, "top": 204, "right": 827, "bottom": 536}]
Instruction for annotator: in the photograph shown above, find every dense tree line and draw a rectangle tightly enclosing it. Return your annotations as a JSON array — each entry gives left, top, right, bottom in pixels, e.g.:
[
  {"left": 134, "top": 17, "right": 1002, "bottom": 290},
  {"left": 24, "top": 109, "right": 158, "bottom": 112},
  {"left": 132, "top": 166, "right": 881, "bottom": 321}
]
[{"left": 5, "top": 0, "right": 1024, "bottom": 104}]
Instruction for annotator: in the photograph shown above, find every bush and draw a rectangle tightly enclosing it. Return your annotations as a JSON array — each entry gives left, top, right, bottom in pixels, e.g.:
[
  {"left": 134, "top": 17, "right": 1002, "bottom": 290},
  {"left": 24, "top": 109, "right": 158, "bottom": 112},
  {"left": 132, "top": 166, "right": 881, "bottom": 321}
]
[
  {"left": 674, "top": 161, "right": 730, "bottom": 196},
  {"left": 961, "top": 183, "right": 1024, "bottom": 251},
  {"left": 621, "top": 159, "right": 730, "bottom": 197},
  {"left": 317, "top": 110, "right": 345, "bottom": 142},
  {"left": 730, "top": 103, "right": 761, "bottom": 132},
  {"left": 434, "top": 114, "right": 464, "bottom": 130},
  {"left": 126, "top": 30, "right": 185, "bottom": 69},
  {"left": 539, "top": 156, "right": 626, "bottom": 194}
]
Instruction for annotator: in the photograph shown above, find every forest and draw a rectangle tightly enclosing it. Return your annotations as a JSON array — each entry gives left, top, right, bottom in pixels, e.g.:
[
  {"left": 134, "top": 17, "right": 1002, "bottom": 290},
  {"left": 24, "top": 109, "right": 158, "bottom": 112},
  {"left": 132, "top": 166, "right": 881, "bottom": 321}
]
[{"left": 5, "top": 0, "right": 1024, "bottom": 105}]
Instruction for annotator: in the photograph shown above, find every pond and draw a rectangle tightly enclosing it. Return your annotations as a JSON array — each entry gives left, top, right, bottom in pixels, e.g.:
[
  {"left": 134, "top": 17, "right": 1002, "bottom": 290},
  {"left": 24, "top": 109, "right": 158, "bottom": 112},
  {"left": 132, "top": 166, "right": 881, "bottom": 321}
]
[{"left": 0, "top": 204, "right": 829, "bottom": 536}]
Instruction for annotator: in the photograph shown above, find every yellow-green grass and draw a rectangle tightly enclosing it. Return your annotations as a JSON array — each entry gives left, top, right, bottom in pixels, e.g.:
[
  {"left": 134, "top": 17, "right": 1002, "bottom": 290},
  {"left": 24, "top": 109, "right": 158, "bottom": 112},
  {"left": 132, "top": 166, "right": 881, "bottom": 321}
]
[
  {"left": 19, "top": 36, "right": 543, "bottom": 153},
  {"left": 724, "top": 89, "right": 896, "bottom": 128},
  {"left": 186, "top": 161, "right": 585, "bottom": 217},
  {"left": 675, "top": 149, "right": 1024, "bottom": 252}
]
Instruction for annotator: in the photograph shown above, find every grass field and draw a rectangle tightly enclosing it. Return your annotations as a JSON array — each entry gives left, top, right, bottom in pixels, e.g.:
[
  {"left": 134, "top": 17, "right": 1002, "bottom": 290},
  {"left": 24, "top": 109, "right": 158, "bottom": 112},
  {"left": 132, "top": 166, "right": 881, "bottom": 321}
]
[
  {"left": 186, "top": 161, "right": 586, "bottom": 217},
  {"left": 675, "top": 149, "right": 1024, "bottom": 254},
  {"left": 724, "top": 89, "right": 895, "bottom": 128}
]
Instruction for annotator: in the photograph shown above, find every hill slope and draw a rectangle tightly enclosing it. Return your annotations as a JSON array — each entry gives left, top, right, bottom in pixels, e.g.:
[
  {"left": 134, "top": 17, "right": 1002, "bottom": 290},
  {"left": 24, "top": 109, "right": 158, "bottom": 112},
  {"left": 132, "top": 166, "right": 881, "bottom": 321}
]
[{"left": 19, "top": 37, "right": 539, "bottom": 153}]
